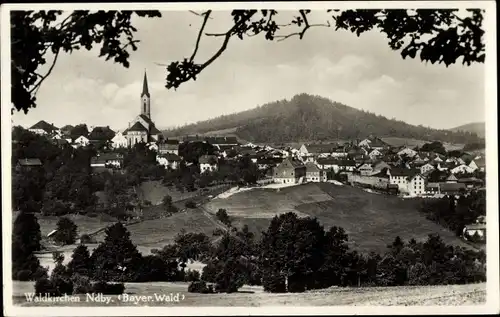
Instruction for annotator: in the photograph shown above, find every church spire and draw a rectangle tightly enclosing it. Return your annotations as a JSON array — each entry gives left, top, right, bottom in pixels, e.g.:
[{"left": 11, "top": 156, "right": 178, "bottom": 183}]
[{"left": 141, "top": 69, "right": 150, "bottom": 98}]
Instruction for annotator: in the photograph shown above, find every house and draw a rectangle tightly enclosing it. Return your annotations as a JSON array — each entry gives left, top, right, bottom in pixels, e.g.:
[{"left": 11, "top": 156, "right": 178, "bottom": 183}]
[
  {"left": 458, "top": 177, "right": 484, "bottom": 189},
  {"left": 337, "top": 160, "right": 357, "bottom": 172},
  {"left": 316, "top": 158, "right": 356, "bottom": 172},
  {"left": 439, "top": 182, "right": 466, "bottom": 196},
  {"left": 388, "top": 168, "right": 422, "bottom": 195},
  {"left": 16, "top": 158, "right": 43, "bottom": 172},
  {"left": 420, "top": 163, "right": 435, "bottom": 174},
  {"left": 272, "top": 158, "right": 306, "bottom": 184},
  {"left": 88, "top": 126, "right": 115, "bottom": 143},
  {"left": 256, "top": 157, "right": 283, "bottom": 170},
  {"left": 90, "top": 153, "right": 124, "bottom": 169},
  {"left": 158, "top": 139, "right": 180, "bottom": 155},
  {"left": 357, "top": 163, "right": 373, "bottom": 176},
  {"left": 450, "top": 164, "right": 475, "bottom": 175},
  {"left": 74, "top": 135, "right": 90, "bottom": 147},
  {"left": 463, "top": 224, "right": 486, "bottom": 242},
  {"left": 371, "top": 160, "right": 391, "bottom": 175},
  {"left": 111, "top": 131, "right": 128, "bottom": 148},
  {"left": 157, "top": 153, "right": 182, "bottom": 170},
  {"left": 469, "top": 157, "right": 485, "bottom": 172},
  {"left": 299, "top": 143, "right": 339, "bottom": 157},
  {"left": 358, "top": 137, "right": 388, "bottom": 150},
  {"left": 199, "top": 155, "right": 218, "bottom": 173},
  {"left": 28, "top": 120, "right": 59, "bottom": 136},
  {"left": 445, "top": 174, "right": 458, "bottom": 183},
  {"left": 368, "top": 149, "right": 383, "bottom": 160},
  {"left": 205, "top": 136, "right": 239, "bottom": 146},
  {"left": 305, "top": 162, "right": 326, "bottom": 182},
  {"left": 60, "top": 125, "right": 74, "bottom": 137},
  {"left": 397, "top": 147, "right": 418, "bottom": 158},
  {"left": 123, "top": 70, "right": 163, "bottom": 147}
]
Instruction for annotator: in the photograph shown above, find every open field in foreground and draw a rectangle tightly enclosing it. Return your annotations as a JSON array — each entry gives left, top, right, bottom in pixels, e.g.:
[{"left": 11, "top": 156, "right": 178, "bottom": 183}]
[{"left": 12, "top": 281, "right": 486, "bottom": 306}]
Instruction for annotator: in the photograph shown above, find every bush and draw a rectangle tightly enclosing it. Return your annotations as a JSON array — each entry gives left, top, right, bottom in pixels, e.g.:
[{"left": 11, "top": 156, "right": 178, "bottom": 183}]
[
  {"left": 79, "top": 234, "right": 95, "bottom": 244},
  {"left": 184, "top": 269, "right": 200, "bottom": 282},
  {"left": 262, "top": 272, "right": 286, "bottom": 293},
  {"left": 72, "top": 274, "right": 92, "bottom": 294},
  {"left": 34, "top": 277, "right": 57, "bottom": 296},
  {"left": 185, "top": 200, "right": 197, "bottom": 209},
  {"left": 87, "top": 212, "right": 98, "bottom": 218},
  {"left": 91, "top": 281, "right": 125, "bottom": 295},
  {"left": 187, "top": 281, "right": 214, "bottom": 294},
  {"left": 17, "top": 270, "right": 32, "bottom": 281}
]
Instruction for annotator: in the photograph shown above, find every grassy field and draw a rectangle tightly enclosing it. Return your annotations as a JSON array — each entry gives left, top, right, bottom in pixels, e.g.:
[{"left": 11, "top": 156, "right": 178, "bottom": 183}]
[{"left": 11, "top": 281, "right": 486, "bottom": 306}]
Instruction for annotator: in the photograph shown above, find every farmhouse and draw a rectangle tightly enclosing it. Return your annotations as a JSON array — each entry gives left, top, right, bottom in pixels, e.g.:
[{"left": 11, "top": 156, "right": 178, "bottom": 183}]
[
  {"left": 388, "top": 168, "right": 423, "bottom": 196},
  {"left": 199, "top": 155, "right": 218, "bottom": 172},
  {"left": 463, "top": 223, "right": 486, "bottom": 242},
  {"left": 469, "top": 157, "right": 485, "bottom": 172},
  {"left": 305, "top": 162, "right": 326, "bottom": 182},
  {"left": 397, "top": 147, "right": 417, "bottom": 158},
  {"left": 358, "top": 137, "right": 388, "bottom": 150},
  {"left": 420, "top": 162, "right": 435, "bottom": 174},
  {"left": 73, "top": 135, "right": 90, "bottom": 147},
  {"left": 450, "top": 164, "right": 475, "bottom": 175},
  {"left": 299, "top": 143, "right": 339, "bottom": 157},
  {"left": 272, "top": 158, "right": 306, "bottom": 184},
  {"left": 458, "top": 177, "right": 484, "bottom": 189},
  {"left": 357, "top": 163, "right": 373, "bottom": 176},
  {"left": 439, "top": 182, "right": 466, "bottom": 196},
  {"left": 29, "top": 120, "right": 59, "bottom": 136},
  {"left": 90, "top": 153, "right": 124, "bottom": 169},
  {"left": 111, "top": 131, "right": 128, "bottom": 148},
  {"left": 88, "top": 126, "right": 115, "bottom": 144},
  {"left": 157, "top": 153, "right": 181, "bottom": 170},
  {"left": 16, "top": 158, "right": 43, "bottom": 172},
  {"left": 368, "top": 148, "right": 383, "bottom": 160},
  {"left": 158, "top": 139, "right": 180, "bottom": 155}
]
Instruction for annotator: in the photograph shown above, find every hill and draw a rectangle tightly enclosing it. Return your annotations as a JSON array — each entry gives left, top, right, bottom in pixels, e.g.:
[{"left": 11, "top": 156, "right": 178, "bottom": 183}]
[
  {"left": 163, "top": 93, "right": 483, "bottom": 144},
  {"left": 449, "top": 122, "right": 485, "bottom": 138},
  {"left": 204, "top": 183, "right": 472, "bottom": 254}
]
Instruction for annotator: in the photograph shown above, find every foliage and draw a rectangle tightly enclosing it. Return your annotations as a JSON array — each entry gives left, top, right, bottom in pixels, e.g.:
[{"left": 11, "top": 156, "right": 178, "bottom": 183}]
[
  {"left": 215, "top": 208, "right": 231, "bottom": 227},
  {"left": 134, "top": 254, "right": 181, "bottom": 282},
  {"left": 71, "top": 273, "right": 93, "bottom": 294},
  {"left": 184, "top": 269, "right": 201, "bottom": 282},
  {"left": 164, "top": 9, "right": 484, "bottom": 91},
  {"left": 12, "top": 207, "right": 46, "bottom": 281},
  {"left": 166, "top": 94, "right": 484, "bottom": 145},
  {"left": 90, "top": 222, "right": 143, "bottom": 282},
  {"left": 53, "top": 217, "right": 78, "bottom": 245},
  {"left": 421, "top": 141, "right": 447, "bottom": 155},
  {"left": 185, "top": 200, "right": 197, "bottom": 209},
  {"left": 463, "top": 141, "right": 486, "bottom": 151},
  {"left": 178, "top": 141, "right": 217, "bottom": 164},
  {"left": 67, "top": 244, "right": 92, "bottom": 277},
  {"left": 11, "top": 10, "right": 161, "bottom": 113},
  {"left": 162, "top": 194, "right": 178, "bottom": 214},
  {"left": 91, "top": 281, "right": 125, "bottom": 295},
  {"left": 69, "top": 124, "right": 89, "bottom": 140},
  {"left": 187, "top": 280, "right": 214, "bottom": 294}
]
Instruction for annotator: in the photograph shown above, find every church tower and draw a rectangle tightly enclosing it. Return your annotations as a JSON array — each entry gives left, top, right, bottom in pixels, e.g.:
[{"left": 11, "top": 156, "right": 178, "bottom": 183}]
[{"left": 141, "top": 70, "right": 151, "bottom": 118}]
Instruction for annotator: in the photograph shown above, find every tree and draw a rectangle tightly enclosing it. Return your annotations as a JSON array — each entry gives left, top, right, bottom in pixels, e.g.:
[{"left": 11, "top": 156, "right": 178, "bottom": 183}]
[
  {"left": 67, "top": 244, "right": 92, "bottom": 276},
  {"left": 259, "top": 212, "right": 326, "bottom": 293},
  {"left": 53, "top": 217, "right": 78, "bottom": 245},
  {"left": 421, "top": 141, "right": 447, "bottom": 155},
  {"left": 90, "top": 222, "right": 143, "bottom": 282},
  {"left": 13, "top": 9, "right": 484, "bottom": 115},
  {"left": 163, "top": 9, "right": 485, "bottom": 90},
  {"left": 216, "top": 208, "right": 231, "bottom": 227},
  {"left": 11, "top": 10, "right": 162, "bottom": 113}
]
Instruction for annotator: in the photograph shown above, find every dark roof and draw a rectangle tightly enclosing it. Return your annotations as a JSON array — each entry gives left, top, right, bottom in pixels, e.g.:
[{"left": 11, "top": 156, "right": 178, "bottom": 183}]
[
  {"left": 458, "top": 177, "right": 483, "bottom": 184},
  {"left": 199, "top": 155, "right": 218, "bottom": 164},
  {"left": 205, "top": 136, "right": 239, "bottom": 145},
  {"left": 164, "top": 139, "right": 180, "bottom": 145},
  {"left": 257, "top": 157, "right": 283, "bottom": 165},
  {"left": 55, "top": 138, "right": 69, "bottom": 145},
  {"left": 141, "top": 70, "right": 150, "bottom": 97},
  {"left": 29, "top": 120, "right": 58, "bottom": 133},
  {"left": 303, "top": 143, "right": 340, "bottom": 154},
  {"left": 159, "top": 153, "right": 181, "bottom": 161},
  {"left": 60, "top": 125, "right": 74, "bottom": 134},
  {"left": 91, "top": 153, "right": 124, "bottom": 164},
  {"left": 126, "top": 122, "right": 149, "bottom": 133},
  {"left": 17, "top": 158, "right": 42, "bottom": 166},
  {"left": 440, "top": 183, "right": 466, "bottom": 192},
  {"left": 473, "top": 157, "right": 485, "bottom": 168},
  {"left": 305, "top": 162, "right": 320, "bottom": 173},
  {"left": 389, "top": 168, "right": 421, "bottom": 178},
  {"left": 158, "top": 143, "right": 179, "bottom": 151}
]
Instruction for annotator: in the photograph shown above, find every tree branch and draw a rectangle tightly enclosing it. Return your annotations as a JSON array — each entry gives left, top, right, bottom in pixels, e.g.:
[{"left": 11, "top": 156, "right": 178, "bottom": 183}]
[
  {"left": 275, "top": 10, "right": 331, "bottom": 42},
  {"left": 29, "top": 49, "right": 60, "bottom": 96},
  {"left": 190, "top": 10, "right": 212, "bottom": 62}
]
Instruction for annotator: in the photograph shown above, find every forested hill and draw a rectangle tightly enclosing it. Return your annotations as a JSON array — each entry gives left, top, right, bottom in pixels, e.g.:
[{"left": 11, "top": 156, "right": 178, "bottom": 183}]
[
  {"left": 449, "top": 122, "right": 485, "bottom": 138},
  {"left": 163, "top": 94, "right": 484, "bottom": 144}
]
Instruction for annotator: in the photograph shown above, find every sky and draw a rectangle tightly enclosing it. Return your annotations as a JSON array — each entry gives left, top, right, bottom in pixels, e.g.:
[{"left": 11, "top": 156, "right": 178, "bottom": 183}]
[{"left": 12, "top": 10, "right": 486, "bottom": 132}]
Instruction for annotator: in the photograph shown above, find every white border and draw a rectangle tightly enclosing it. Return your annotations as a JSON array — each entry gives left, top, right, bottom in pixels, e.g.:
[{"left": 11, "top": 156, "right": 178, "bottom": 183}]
[{"left": 1, "top": 1, "right": 498, "bottom": 316}]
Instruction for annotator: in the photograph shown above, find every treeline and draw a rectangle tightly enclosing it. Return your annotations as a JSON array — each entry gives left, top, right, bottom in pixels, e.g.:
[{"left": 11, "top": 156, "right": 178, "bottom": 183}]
[
  {"left": 13, "top": 206, "right": 486, "bottom": 296},
  {"left": 164, "top": 94, "right": 483, "bottom": 144},
  {"left": 419, "top": 191, "right": 486, "bottom": 237}
]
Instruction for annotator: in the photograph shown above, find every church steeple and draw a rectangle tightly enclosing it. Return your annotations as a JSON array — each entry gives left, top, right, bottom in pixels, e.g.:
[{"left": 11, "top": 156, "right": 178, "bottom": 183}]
[
  {"left": 140, "top": 69, "right": 151, "bottom": 118},
  {"left": 141, "top": 70, "right": 150, "bottom": 98}
]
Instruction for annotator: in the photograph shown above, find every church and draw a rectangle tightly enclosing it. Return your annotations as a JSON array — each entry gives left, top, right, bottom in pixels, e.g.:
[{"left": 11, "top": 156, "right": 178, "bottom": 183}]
[{"left": 124, "top": 70, "right": 163, "bottom": 147}]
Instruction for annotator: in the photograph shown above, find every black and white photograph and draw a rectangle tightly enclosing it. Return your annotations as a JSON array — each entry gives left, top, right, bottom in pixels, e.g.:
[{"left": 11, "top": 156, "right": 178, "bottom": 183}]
[{"left": 2, "top": 1, "right": 498, "bottom": 315}]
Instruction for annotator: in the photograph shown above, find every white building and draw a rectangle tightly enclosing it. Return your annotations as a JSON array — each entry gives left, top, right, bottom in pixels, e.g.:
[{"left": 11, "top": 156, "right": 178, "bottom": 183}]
[
  {"left": 199, "top": 155, "right": 218, "bottom": 173},
  {"left": 74, "top": 135, "right": 90, "bottom": 147},
  {"left": 111, "top": 131, "right": 128, "bottom": 148},
  {"left": 420, "top": 163, "right": 435, "bottom": 174}
]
